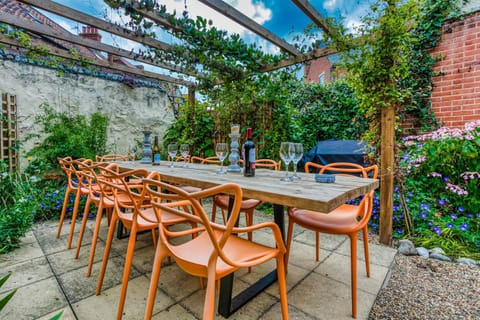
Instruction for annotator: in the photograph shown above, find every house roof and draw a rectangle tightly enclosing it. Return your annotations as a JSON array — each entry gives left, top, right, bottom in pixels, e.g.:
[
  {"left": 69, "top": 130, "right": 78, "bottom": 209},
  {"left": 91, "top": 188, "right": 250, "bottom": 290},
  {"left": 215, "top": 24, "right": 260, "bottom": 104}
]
[{"left": 0, "top": 0, "right": 100, "bottom": 60}]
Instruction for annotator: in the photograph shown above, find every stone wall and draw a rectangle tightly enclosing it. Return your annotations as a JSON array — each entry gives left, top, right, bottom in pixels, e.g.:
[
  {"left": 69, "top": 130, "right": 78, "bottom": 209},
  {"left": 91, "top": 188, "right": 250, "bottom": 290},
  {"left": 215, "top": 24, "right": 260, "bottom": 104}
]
[{"left": 0, "top": 59, "right": 174, "bottom": 168}]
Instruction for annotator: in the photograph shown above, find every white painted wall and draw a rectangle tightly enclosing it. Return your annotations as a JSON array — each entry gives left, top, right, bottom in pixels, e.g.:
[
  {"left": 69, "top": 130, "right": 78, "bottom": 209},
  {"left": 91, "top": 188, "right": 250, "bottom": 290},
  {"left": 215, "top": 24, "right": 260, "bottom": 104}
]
[{"left": 0, "top": 60, "right": 174, "bottom": 168}]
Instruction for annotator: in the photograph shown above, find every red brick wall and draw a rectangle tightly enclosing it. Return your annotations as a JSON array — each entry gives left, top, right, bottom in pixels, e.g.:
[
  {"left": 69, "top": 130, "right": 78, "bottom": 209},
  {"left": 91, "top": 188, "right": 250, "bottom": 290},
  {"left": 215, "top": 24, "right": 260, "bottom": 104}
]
[
  {"left": 430, "top": 10, "right": 480, "bottom": 128},
  {"left": 304, "top": 57, "right": 333, "bottom": 83}
]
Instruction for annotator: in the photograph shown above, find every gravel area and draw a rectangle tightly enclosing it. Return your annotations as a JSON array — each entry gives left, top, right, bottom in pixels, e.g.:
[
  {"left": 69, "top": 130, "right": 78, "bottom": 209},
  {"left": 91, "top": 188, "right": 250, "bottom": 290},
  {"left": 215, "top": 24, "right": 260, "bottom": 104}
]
[{"left": 368, "top": 253, "right": 480, "bottom": 319}]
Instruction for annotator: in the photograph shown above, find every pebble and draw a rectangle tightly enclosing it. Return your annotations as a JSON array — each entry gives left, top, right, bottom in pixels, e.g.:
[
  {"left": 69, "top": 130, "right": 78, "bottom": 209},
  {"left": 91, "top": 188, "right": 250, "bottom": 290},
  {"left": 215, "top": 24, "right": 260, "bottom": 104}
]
[{"left": 397, "top": 240, "right": 478, "bottom": 265}]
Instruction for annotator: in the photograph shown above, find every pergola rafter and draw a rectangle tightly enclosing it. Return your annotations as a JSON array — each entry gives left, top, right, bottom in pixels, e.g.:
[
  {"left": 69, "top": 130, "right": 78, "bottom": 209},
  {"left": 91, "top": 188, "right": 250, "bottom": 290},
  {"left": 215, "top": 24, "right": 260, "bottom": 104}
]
[
  {"left": 0, "top": 33, "right": 193, "bottom": 86},
  {"left": 15, "top": 0, "right": 198, "bottom": 77}
]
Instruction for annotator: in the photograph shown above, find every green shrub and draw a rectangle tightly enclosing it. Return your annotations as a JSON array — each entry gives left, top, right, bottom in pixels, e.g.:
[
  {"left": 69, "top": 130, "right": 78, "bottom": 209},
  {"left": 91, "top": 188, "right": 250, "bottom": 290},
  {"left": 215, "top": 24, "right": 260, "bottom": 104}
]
[
  {"left": 25, "top": 103, "right": 108, "bottom": 170},
  {"left": 0, "top": 164, "right": 36, "bottom": 254}
]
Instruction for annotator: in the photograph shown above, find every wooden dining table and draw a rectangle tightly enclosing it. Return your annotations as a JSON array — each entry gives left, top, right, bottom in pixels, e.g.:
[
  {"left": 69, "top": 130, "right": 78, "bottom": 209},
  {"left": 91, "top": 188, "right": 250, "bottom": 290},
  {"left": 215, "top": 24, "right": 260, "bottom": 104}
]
[{"left": 117, "top": 161, "right": 379, "bottom": 317}]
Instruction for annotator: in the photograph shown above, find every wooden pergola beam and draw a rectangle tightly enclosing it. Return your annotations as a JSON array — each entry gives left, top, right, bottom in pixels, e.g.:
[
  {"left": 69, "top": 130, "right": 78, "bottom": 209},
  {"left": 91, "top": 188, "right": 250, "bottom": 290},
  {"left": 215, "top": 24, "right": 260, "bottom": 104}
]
[
  {"left": 198, "top": 0, "right": 302, "bottom": 56},
  {"left": 0, "top": 33, "right": 194, "bottom": 86},
  {"left": 291, "top": 0, "right": 336, "bottom": 37},
  {"left": 16, "top": 0, "right": 199, "bottom": 77},
  {"left": 18, "top": 0, "right": 173, "bottom": 51},
  {"left": 0, "top": 11, "right": 198, "bottom": 80}
]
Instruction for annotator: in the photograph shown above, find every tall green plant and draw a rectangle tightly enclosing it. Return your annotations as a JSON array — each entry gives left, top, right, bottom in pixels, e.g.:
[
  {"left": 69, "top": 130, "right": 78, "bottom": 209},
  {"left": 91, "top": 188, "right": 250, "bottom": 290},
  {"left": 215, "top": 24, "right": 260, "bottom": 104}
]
[{"left": 25, "top": 103, "right": 108, "bottom": 170}]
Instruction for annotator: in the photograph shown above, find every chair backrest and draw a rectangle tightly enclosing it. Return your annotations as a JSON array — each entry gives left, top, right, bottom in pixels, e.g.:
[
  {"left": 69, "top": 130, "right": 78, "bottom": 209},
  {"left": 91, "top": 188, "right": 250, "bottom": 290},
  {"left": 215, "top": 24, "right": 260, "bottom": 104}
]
[
  {"left": 96, "top": 166, "right": 154, "bottom": 224},
  {"left": 144, "top": 176, "right": 251, "bottom": 268},
  {"left": 95, "top": 154, "right": 129, "bottom": 162},
  {"left": 76, "top": 161, "right": 117, "bottom": 202},
  {"left": 304, "top": 162, "right": 378, "bottom": 179},
  {"left": 60, "top": 158, "right": 93, "bottom": 191},
  {"left": 190, "top": 156, "right": 221, "bottom": 164},
  {"left": 238, "top": 159, "right": 280, "bottom": 170}
]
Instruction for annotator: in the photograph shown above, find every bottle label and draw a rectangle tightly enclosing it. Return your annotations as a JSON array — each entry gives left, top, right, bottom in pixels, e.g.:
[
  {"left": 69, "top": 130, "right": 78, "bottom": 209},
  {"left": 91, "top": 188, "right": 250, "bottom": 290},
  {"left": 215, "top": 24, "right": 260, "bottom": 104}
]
[
  {"left": 249, "top": 148, "right": 256, "bottom": 168},
  {"left": 153, "top": 153, "right": 161, "bottom": 164}
]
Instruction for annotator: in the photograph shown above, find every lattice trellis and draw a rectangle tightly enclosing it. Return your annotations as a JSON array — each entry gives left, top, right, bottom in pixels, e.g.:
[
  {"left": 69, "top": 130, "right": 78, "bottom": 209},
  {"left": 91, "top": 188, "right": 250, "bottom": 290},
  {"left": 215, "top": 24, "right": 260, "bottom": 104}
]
[{"left": 1, "top": 93, "right": 18, "bottom": 172}]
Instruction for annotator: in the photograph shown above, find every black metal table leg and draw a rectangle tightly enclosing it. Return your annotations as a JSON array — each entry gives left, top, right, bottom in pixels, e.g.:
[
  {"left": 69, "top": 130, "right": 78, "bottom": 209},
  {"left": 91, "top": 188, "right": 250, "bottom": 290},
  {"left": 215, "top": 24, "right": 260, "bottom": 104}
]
[{"left": 218, "top": 202, "right": 285, "bottom": 317}]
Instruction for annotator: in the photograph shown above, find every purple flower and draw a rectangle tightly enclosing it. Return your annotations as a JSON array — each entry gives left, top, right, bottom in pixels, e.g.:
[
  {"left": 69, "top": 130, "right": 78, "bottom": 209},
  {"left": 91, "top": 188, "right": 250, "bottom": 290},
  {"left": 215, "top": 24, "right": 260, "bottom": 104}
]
[
  {"left": 467, "top": 213, "right": 474, "bottom": 218},
  {"left": 450, "top": 213, "right": 457, "bottom": 219},
  {"left": 447, "top": 223, "right": 454, "bottom": 228},
  {"left": 457, "top": 206, "right": 465, "bottom": 212},
  {"left": 460, "top": 224, "right": 468, "bottom": 231},
  {"left": 433, "top": 226, "right": 442, "bottom": 235},
  {"left": 438, "top": 199, "right": 446, "bottom": 206},
  {"left": 420, "top": 213, "right": 427, "bottom": 219},
  {"left": 396, "top": 228, "right": 403, "bottom": 235},
  {"left": 443, "top": 176, "right": 450, "bottom": 182},
  {"left": 420, "top": 203, "right": 430, "bottom": 211},
  {"left": 477, "top": 240, "right": 480, "bottom": 248}
]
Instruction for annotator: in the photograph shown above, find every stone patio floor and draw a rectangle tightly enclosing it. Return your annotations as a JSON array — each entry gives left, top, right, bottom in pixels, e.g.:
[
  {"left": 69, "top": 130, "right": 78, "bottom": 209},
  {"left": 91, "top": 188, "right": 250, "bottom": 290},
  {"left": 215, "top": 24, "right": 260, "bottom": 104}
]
[{"left": 0, "top": 204, "right": 397, "bottom": 320}]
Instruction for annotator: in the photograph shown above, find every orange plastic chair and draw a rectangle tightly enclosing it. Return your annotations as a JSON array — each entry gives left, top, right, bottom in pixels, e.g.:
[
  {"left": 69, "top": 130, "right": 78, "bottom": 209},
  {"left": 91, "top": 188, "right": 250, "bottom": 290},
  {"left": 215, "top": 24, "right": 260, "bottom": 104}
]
[
  {"left": 56, "top": 157, "right": 93, "bottom": 249},
  {"left": 286, "top": 162, "right": 378, "bottom": 318},
  {"left": 190, "top": 156, "right": 220, "bottom": 164},
  {"left": 212, "top": 159, "right": 279, "bottom": 235},
  {"left": 95, "top": 169, "right": 191, "bottom": 319},
  {"left": 95, "top": 154, "right": 129, "bottom": 162},
  {"left": 143, "top": 178, "right": 289, "bottom": 320},
  {"left": 73, "top": 161, "right": 123, "bottom": 277}
]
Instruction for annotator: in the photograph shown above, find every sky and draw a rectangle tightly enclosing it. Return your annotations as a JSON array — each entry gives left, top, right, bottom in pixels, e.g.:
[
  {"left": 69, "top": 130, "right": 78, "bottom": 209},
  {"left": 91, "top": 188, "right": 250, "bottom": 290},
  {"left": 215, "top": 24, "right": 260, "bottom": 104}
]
[{"left": 42, "top": 1, "right": 374, "bottom": 75}]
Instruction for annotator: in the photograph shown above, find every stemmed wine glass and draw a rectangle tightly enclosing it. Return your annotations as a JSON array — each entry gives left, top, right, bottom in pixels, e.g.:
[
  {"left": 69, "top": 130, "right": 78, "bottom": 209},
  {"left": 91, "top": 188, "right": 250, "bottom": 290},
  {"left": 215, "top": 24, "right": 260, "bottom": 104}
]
[
  {"left": 215, "top": 143, "right": 229, "bottom": 175},
  {"left": 279, "top": 142, "right": 293, "bottom": 182},
  {"left": 290, "top": 143, "right": 304, "bottom": 181},
  {"left": 167, "top": 143, "right": 177, "bottom": 168},
  {"left": 179, "top": 144, "right": 189, "bottom": 168}
]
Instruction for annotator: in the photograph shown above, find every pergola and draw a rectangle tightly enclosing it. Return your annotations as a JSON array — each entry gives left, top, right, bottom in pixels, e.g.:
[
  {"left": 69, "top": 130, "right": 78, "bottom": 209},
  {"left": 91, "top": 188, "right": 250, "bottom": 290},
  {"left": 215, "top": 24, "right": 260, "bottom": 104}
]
[{"left": 0, "top": 0, "right": 395, "bottom": 245}]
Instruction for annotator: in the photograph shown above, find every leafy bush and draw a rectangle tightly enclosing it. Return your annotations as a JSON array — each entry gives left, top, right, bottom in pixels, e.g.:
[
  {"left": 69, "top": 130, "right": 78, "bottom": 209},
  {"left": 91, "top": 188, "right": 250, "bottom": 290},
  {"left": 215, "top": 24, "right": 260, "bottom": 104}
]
[
  {"left": 0, "top": 163, "right": 36, "bottom": 254},
  {"left": 369, "top": 121, "right": 480, "bottom": 259},
  {"left": 25, "top": 103, "right": 108, "bottom": 170}
]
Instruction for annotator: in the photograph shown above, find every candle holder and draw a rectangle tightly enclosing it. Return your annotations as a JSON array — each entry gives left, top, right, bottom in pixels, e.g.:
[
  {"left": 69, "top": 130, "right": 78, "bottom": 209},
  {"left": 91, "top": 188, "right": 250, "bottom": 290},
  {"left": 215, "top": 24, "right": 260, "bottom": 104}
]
[
  {"left": 227, "top": 131, "right": 241, "bottom": 173},
  {"left": 227, "top": 124, "right": 242, "bottom": 172},
  {"left": 140, "top": 130, "right": 152, "bottom": 163}
]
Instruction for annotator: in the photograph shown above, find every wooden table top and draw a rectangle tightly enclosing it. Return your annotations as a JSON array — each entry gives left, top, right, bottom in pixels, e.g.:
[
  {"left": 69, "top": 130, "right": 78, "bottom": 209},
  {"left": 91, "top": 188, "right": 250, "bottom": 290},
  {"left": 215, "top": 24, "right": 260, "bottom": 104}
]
[{"left": 117, "top": 161, "right": 379, "bottom": 213}]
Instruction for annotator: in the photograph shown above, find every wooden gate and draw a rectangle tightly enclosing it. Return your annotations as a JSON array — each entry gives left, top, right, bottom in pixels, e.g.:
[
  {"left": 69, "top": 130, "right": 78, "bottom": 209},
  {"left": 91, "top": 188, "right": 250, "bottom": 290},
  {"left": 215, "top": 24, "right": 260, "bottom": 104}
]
[{"left": 1, "top": 93, "right": 18, "bottom": 172}]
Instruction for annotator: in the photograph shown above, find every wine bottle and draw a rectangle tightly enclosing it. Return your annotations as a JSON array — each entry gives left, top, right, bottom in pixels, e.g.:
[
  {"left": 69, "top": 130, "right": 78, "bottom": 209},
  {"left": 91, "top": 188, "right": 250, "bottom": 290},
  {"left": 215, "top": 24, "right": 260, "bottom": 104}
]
[
  {"left": 243, "top": 128, "right": 255, "bottom": 177},
  {"left": 152, "top": 135, "right": 161, "bottom": 165}
]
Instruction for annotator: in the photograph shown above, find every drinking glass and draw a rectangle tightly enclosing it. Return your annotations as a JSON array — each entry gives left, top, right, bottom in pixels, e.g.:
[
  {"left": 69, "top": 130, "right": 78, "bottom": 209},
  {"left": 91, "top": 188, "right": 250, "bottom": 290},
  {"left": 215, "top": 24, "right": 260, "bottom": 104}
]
[
  {"left": 279, "top": 142, "right": 293, "bottom": 182},
  {"left": 215, "top": 143, "right": 229, "bottom": 175},
  {"left": 180, "top": 144, "right": 189, "bottom": 168},
  {"left": 167, "top": 143, "right": 177, "bottom": 168},
  {"left": 290, "top": 143, "right": 304, "bottom": 181}
]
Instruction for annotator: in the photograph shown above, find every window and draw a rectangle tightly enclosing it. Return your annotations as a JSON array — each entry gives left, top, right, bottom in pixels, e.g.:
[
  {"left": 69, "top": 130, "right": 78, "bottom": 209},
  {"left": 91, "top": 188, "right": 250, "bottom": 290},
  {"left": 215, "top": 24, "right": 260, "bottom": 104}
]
[{"left": 319, "top": 72, "right": 325, "bottom": 85}]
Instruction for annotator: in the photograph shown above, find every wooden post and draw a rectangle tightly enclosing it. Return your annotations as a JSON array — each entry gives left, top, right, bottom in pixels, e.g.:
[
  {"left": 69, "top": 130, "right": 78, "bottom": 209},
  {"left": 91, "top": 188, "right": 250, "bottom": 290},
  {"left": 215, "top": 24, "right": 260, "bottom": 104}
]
[{"left": 379, "top": 104, "right": 395, "bottom": 245}]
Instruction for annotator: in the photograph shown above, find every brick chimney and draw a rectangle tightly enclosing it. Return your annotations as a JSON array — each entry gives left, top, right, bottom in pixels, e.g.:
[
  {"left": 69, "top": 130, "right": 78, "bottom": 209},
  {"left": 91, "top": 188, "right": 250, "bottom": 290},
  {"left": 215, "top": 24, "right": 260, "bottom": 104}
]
[{"left": 79, "top": 26, "right": 102, "bottom": 42}]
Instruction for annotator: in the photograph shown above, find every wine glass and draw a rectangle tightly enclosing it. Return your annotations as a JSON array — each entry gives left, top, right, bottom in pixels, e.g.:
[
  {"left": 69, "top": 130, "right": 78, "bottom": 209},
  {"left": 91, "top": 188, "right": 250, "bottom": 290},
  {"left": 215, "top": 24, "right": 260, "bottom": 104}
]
[
  {"left": 167, "top": 143, "right": 177, "bottom": 168},
  {"left": 279, "top": 142, "right": 293, "bottom": 182},
  {"left": 215, "top": 143, "right": 229, "bottom": 175},
  {"left": 290, "top": 143, "right": 304, "bottom": 181},
  {"left": 180, "top": 144, "right": 189, "bottom": 168}
]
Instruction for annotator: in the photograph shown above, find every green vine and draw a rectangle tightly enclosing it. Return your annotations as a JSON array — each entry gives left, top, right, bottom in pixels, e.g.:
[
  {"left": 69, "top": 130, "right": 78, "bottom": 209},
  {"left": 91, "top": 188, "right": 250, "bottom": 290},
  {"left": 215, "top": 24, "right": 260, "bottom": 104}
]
[
  {"left": 102, "top": 1, "right": 295, "bottom": 86},
  {"left": 399, "top": 0, "right": 460, "bottom": 132}
]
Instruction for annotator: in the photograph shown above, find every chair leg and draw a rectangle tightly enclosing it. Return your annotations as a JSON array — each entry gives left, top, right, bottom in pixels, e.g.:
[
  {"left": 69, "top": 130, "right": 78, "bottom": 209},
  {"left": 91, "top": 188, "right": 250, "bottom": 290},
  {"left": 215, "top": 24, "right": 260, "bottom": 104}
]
[
  {"left": 276, "top": 254, "right": 289, "bottom": 320},
  {"left": 75, "top": 196, "right": 92, "bottom": 259},
  {"left": 144, "top": 241, "right": 168, "bottom": 320},
  {"left": 285, "top": 215, "right": 294, "bottom": 270},
  {"left": 315, "top": 231, "right": 320, "bottom": 261},
  {"left": 87, "top": 201, "right": 105, "bottom": 277},
  {"left": 96, "top": 213, "right": 117, "bottom": 292},
  {"left": 203, "top": 268, "right": 217, "bottom": 320},
  {"left": 116, "top": 223, "right": 138, "bottom": 320},
  {"left": 245, "top": 209, "right": 254, "bottom": 241},
  {"left": 67, "top": 190, "right": 82, "bottom": 249},
  {"left": 350, "top": 233, "right": 358, "bottom": 319},
  {"left": 363, "top": 226, "right": 370, "bottom": 277},
  {"left": 57, "top": 187, "right": 72, "bottom": 238}
]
